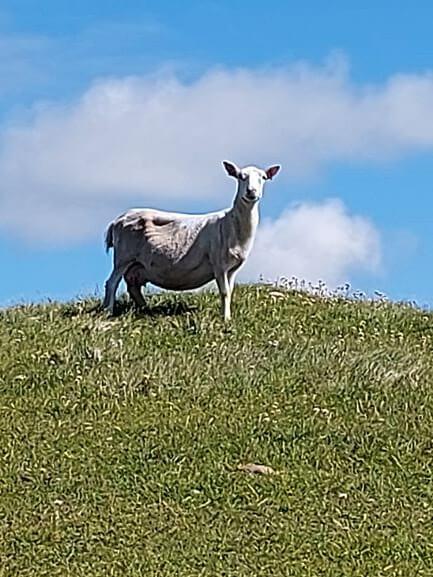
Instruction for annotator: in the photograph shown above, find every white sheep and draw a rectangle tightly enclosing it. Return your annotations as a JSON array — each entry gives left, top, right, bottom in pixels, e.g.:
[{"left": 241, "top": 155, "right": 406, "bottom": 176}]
[{"left": 103, "top": 160, "right": 281, "bottom": 320}]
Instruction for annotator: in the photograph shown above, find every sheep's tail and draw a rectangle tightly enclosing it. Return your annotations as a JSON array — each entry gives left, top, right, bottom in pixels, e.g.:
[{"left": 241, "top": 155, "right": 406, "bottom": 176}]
[{"left": 104, "top": 222, "right": 114, "bottom": 253}]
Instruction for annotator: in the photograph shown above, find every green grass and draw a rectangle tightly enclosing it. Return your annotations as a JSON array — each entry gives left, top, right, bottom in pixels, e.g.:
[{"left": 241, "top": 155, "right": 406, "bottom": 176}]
[{"left": 1, "top": 285, "right": 433, "bottom": 576}]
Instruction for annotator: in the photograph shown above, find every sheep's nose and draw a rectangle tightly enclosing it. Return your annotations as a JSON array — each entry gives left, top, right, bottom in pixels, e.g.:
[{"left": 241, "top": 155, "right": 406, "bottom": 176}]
[{"left": 247, "top": 187, "right": 257, "bottom": 195}]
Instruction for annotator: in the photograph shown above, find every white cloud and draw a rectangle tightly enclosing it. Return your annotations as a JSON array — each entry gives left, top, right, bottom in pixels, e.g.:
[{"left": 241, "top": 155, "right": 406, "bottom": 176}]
[
  {"left": 241, "top": 199, "right": 381, "bottom": 287},
  {"left": 0, "top": 58, "right": 432, "bottom": 259}
]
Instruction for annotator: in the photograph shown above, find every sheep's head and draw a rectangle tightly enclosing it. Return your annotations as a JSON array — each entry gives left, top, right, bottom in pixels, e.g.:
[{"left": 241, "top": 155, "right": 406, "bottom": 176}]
[{"left": 223, "top": 160, "right": 280, "bottom": 204}]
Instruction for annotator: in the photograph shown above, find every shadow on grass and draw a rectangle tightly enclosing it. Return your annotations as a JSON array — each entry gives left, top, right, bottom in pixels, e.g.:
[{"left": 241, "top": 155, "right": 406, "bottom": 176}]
[
  {"left": 62, "top": 297, "right": 197, "bottom": 319},
  {"left": 115, "top": 298, "right": 196, "bottom": 318}
]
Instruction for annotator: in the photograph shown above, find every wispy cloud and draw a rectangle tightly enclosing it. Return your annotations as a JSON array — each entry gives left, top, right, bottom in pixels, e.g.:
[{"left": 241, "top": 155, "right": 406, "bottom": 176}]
[
  {"left": 0, "top": 18, "right": 164, "bottom": 117},
  {"left": 0, "top": 33, "right": 53, "bottom": 105}
]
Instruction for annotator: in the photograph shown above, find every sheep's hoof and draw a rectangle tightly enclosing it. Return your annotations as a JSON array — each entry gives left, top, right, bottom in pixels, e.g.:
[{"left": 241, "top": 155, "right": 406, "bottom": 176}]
[{"left": 101, "top": 304, "right": 115, "bottom": 317}]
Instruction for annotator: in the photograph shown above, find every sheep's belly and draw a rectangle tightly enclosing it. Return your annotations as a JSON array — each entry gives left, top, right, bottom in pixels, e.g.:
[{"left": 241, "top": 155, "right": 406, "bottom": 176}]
[{"left": 146, "top": 260, "right": 215, "bottom": 291}]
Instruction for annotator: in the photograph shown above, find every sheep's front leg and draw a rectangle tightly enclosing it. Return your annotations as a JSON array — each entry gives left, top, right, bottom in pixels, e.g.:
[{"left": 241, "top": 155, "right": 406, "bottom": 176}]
[
  {"left": 227, "top": 262, "right": 242, "bottom": 293},
  {"left": 215, "top": 272, "right": 232, "bottom": 321}
]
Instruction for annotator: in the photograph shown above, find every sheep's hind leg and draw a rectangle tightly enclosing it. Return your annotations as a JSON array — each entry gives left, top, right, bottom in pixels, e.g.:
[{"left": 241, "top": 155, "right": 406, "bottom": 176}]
[
  {"left": 103, "top": 267, "right": 124, "bottom": 314},
  {"left": 127, "top": 280, "right": 147, "bottom": 308},
  {"left": 124, "top": 263, "right": 147, "bottom": 308}
]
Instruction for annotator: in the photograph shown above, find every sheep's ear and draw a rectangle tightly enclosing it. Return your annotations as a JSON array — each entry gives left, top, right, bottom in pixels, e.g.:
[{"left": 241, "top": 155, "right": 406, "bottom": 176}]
[
  {"left": 265, "top": 165, "right": 281, "bottom": 180},
  {"left": 222, "top": 160, "right": 240, "bottom": 178}
]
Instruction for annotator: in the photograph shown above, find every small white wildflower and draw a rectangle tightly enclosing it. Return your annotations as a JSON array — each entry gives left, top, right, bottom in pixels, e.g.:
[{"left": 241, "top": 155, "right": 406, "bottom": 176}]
[{"left": 269, "top": 291, "right": 285, "bottom": 299}]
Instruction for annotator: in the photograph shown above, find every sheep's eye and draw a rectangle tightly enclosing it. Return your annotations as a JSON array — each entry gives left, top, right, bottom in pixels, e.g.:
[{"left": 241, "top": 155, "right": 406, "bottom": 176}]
[{"left": 240, "top": 173, "right": 247, "bottom": 181}]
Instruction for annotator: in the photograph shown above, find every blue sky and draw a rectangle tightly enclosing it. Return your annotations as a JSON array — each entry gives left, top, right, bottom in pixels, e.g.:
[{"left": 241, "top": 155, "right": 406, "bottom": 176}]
[{"left": 1, "top": 1, "right": 433, "bottom": 306}]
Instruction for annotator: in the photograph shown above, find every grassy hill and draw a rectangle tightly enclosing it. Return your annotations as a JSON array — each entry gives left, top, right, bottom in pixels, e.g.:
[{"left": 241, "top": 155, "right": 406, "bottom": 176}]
[{"left": 1, "top": 285, "right": 433, "bottom": 576}]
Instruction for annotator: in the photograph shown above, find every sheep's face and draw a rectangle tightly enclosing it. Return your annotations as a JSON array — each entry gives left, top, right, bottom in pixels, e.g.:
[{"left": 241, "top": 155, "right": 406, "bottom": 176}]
[{"left": 223, "top": 161, "right": 280, "bottom": 204}]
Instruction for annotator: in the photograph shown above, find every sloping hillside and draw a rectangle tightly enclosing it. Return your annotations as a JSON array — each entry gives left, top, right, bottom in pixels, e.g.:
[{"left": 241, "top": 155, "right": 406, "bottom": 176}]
[{"left": 1, "top": 286, "right": 433, "bottom": 576}]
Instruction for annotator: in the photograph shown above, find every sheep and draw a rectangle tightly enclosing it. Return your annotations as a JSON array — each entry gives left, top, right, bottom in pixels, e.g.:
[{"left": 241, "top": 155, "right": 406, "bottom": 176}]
[{"left": 103, "top": 160, "right": 281, "bottom": 320}]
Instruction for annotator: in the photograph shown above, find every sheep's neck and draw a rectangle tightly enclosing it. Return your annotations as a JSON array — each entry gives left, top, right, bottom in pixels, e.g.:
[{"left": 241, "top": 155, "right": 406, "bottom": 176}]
[{"left": 229, "top": 195, "right": 259, "bottom": 245}]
